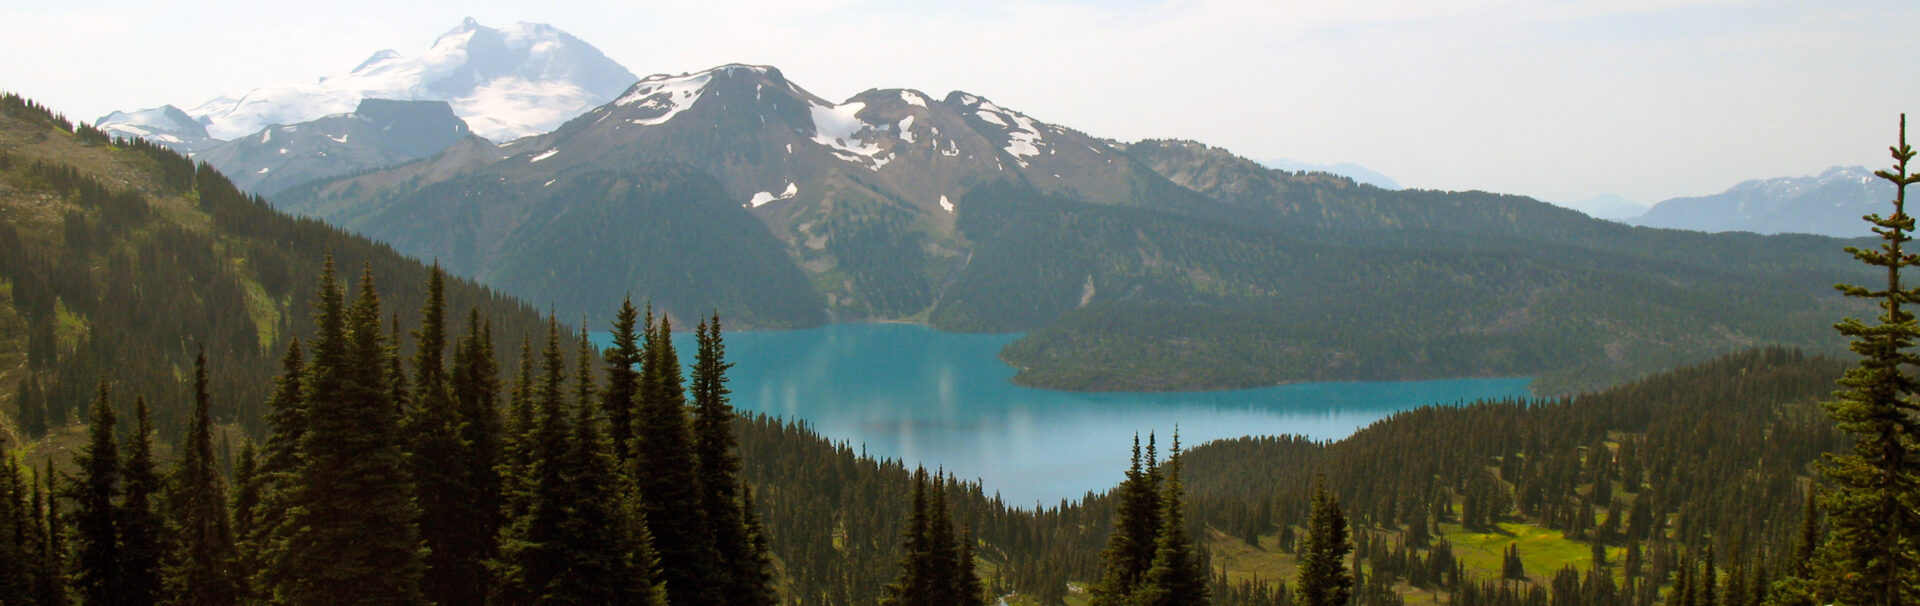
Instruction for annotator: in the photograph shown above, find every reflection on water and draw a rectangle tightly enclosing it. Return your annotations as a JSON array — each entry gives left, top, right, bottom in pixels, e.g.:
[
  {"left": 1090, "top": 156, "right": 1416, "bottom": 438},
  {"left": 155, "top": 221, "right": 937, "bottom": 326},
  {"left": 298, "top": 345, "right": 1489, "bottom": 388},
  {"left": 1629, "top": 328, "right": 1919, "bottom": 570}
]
[{"left": 611, "top": 323, "right": 1531, "bottom": 507}]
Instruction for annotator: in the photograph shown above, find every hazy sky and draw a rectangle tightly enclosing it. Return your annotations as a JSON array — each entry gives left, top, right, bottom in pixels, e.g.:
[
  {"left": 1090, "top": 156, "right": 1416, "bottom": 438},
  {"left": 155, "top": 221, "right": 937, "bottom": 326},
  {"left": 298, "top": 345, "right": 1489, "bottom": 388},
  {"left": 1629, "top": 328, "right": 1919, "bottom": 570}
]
[{"left": 4, "top": 0, "right": 1915, "bottom": 208}]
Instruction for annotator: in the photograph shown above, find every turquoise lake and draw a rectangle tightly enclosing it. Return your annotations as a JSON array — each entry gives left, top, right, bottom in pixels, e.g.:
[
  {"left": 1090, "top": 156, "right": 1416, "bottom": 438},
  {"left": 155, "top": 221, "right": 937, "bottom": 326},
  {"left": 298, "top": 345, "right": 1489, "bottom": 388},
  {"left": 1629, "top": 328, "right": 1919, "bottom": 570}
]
[{"left": 617, "top": 322, "right": 1531, "bottom": 507}]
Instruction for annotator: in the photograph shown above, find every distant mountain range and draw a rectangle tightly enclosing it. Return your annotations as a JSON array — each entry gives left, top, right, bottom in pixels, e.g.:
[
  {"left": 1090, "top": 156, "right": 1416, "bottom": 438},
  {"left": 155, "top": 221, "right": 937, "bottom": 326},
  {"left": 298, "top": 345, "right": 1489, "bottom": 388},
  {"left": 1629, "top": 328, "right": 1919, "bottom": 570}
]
[
  {"left": 111, "top": 18, "right": 632, "bottom": 143},
  {"left": 274, "top": 62, "right": 1868, "bottom": 393},
  {"left": 1258, "top": 158, "right": 1400, "bottom": 190},
  {"left": 192, "top": 99, "right": 475, "bottom": 195},
  {"left": 1628, "top": 166, "right": 1887, "bottom": 237},
  {"left": 1562, "top": 193, "right": 1647, "bottom": 221},
  {"left": 90, "top": 18, "right": 632, "bottom": 196}
]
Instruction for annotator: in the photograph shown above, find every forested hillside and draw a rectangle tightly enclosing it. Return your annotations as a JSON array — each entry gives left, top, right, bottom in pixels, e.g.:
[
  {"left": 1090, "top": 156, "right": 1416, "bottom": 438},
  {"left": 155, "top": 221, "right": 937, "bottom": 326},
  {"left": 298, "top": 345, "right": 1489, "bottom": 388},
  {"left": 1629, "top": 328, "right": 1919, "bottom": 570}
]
[
  {"left": 1174, "top": 347, "right": 1845, "bottom": 605},
  {"left": 0, "top": 93, "right": 549, "bottom": 453}
]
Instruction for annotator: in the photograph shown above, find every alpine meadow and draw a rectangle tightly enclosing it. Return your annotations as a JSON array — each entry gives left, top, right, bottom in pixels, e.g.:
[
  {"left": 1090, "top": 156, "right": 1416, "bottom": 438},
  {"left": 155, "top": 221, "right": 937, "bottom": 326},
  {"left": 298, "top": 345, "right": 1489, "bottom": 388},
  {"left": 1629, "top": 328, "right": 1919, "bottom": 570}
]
[{"left": 4, "top": 5, "right": 1919, "bottom": 606}]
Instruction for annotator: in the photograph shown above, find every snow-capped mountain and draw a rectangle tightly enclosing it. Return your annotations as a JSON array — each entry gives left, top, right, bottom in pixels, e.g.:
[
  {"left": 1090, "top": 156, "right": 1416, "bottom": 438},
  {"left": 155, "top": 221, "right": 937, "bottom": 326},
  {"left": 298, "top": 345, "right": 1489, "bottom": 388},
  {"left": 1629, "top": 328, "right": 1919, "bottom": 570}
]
[
  {"left": 279, "top": 63, "right": 1187, "bottom": 322},
  {"left": 94, "top": 105, "right": 219, "bottom": 153},
  {"left": 196, "top": 99, "right": 474, "bottom": 195},
  {"left": 1630, "top": 166, "right": 1889, "bottom": 237},
  {"left": 498, "top": 64, "right": 1163, "bottom": 217},
  {"left": 101, "top": 18, "right": 634, "bottom": 144}
]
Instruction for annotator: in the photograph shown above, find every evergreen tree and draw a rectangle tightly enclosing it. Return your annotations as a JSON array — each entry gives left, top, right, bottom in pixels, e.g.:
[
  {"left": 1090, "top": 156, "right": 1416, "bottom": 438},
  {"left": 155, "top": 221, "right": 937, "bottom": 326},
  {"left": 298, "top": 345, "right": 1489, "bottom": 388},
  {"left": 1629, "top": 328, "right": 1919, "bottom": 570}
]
[
  {"left": 15, "top": 374, "right": 47, "bottom": 439},
  {"left": 741, "top": 486, "right": 780, "bottom": 605},
  {"left": 1092, "top": 434, "right": 1165, "bottom": 605},
  {"left": 1295, "top": 476, "right": 1352, "bottom": 606},
  {"left": 1813, "top": 114, "right": 1920, "bottom": 606},
  {"left": 1700, "top": 546, "right": 1718, "bottom": 606},
  {"left": 603, "top": 297, "right": 643, "bottom": 462},
  {"left": 500, "top": 335, "right": 537, "bottom": 525},
  {"left": 248, "top": 339, "right": 304, "bottom": 599},
  {"left": 1503, "top": 544, "right": 1526, "bottom": 580},
  {"left": 492, "top": 316, "right": 574, "bottom": 606},
  {"left": 37, "top": 458, "right": 72, "bottom": 606},
  {"left": 958, "top": 524, "right": 986, "bottom": 606},
  {"left": 547, "top": 332, "right": 665, "bottom": 606},
  {"left": 884, "top": 469, "right": 935, "bottom": 606},
  {"left": 275, "top": 262, "right": 427, "bottom": 605},
  {"left": 451, "top": 310, "right": 504, "bottom": 573},
  {"left": 882, "top": 469, "right": 984, "bottom": 606},
  {"left": 0, "top": 445, "right": 29, "bottom": 603},
  {"left": 1129, "top": 436, "right": 1210, "bottom": 606},
  {"left": 162, "top": 349, "right": 240, "bottom": 605},
  {"left": 633, "top": 313, "right": 719, "bottom": 606},
  {"left": 230, "top": 441, "right": 261, "bottom": 603},
  {"left": 119, "top": 395, "right": 164, "bottom": 606},
  {"left": 72, "top": 384, "right": 122, "bottom": 606},
  {"left": 691, "top": 312, "right": 774, "bottom": 604},
  {"left": 405, "top": 266, "right": 491, "bottom": 606}
]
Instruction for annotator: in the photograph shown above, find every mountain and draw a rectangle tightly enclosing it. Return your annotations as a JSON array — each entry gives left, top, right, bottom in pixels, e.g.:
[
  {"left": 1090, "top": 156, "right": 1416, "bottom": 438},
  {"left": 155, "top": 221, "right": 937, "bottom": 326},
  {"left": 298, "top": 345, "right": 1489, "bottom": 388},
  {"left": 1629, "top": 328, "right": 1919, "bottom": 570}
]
[
  {"left": 278, "top": 64, "right": 1194, "bottom": 325},
  {"left": 1259, "top": 157, "right": 1401, "bottom": 190},
  {"left": 1562, "top": 192, "right": 1646, "bottom": 221},
  {"left": 1629, "top": 166, "right": 1888, "bottom": 236},
  {"left": 194, "top": 98, "right": 474, "bottom": 195},
  {"left": 279, "top": 65, "right": 1870, "bottom": 392},
  {"left": 99, "top": 18, "right": 635, "bottom": 144},
  {"left": 93, "top": 105, "right": 220, "bottom": 153}
]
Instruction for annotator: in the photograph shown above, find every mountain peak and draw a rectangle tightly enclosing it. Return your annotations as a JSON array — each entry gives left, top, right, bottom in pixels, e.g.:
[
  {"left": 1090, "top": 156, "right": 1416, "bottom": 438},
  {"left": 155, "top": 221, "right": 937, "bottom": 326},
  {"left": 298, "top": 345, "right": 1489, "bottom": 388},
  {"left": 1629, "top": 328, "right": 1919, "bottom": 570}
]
[
  {"left": 116, "top": 18, "right": 637, "bottom": 143},
  {"left": 353, "top": 49, "right": 403, "bottom": 73},
  {"left": 94, "top": 105, "right": 216, "bottom": 152}
]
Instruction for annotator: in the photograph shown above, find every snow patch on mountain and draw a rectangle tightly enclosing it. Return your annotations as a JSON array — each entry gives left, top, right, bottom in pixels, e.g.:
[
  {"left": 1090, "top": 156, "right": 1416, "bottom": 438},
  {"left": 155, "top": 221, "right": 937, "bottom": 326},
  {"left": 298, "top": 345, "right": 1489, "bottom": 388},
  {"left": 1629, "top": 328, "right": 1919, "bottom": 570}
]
[
  {"left": 749, "top": 182, "right": 800, "bottom": 207},
  {"left": 897, "top": 115, "right": 917, "bottom": 143},
  {"left": 954, "top": 94, "right": 1047, "bottom": 168},
  {"left": 618, "top": 71, "right": 715, "bottom": 126},
  {"left": 809, "top": 101, "right": 891, "bottom": 169}
]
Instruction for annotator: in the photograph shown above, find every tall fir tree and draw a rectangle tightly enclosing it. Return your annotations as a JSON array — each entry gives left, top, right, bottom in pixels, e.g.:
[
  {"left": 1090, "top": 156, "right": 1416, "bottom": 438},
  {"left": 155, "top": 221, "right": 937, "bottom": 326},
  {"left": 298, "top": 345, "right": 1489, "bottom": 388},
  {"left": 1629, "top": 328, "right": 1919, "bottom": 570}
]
[
  {"left": 882, "top": 469, "right": 984, "bottom": 606},
  {"left": 1129, "top": 435, "right": 1209, "bottom": 606},
  {"left": 491, "top": 316, "right": 574, "bottom": 606},
  {"left": 741, "top": 485, "right": 780, "bottom": 605},
  {"left": 1295, "top": 476, "right": 1352, "bottom": 606},
  {"left": 1813, "top": 114, "right": 1920, "bottom": 606},
  {"left": 404, "top": 266, "right": 492, "bottom": 606},
  {"left": 0, "top": 443, "right": 29, "bottom": 603},
  {"left": 691, "top": 312, "right": 774, "bottom": 604},
  {"left": 71, "top": 384, "right": 122, "bottom": 606},
  {"left": 15, "top": 373, "right": 47, "bottom": 439},
  {"left": 119, "top": 395, "right": 164, "bottom": 606},
  {"left": 161, "top": 349, "right": 240, "bottom": 606},
  {"left": 633, "top": 313, "right": 720, "bottom": 606},
  {"left": 451, "top": 310, "right": 505, "bottom": 572},
  {"left": 230, "top": 441, "right": 261, "bottom": 603},
  {"left": 38, "top": 458, "right": 72, "bottom": 606},
  {"left": 274, "top": 261, "right": 427, "bottom": 605},
  {"left": 546, "top": 328, "right": 665, "bottom": 606},
  {"left": 603, "top": 298, "right": 643, "bottom": 462},
  {"left": 884, "top": 468, "right": 939, "bottom": 606},
  {"left": 1092, "top": 433, "right": 1164, "bottom": 605},
  {"left": 500, "top": 334, "right": 537, "bottom": 525},
  {"left": 248, "top": 339, "right": 304, "bottom": 599}
]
